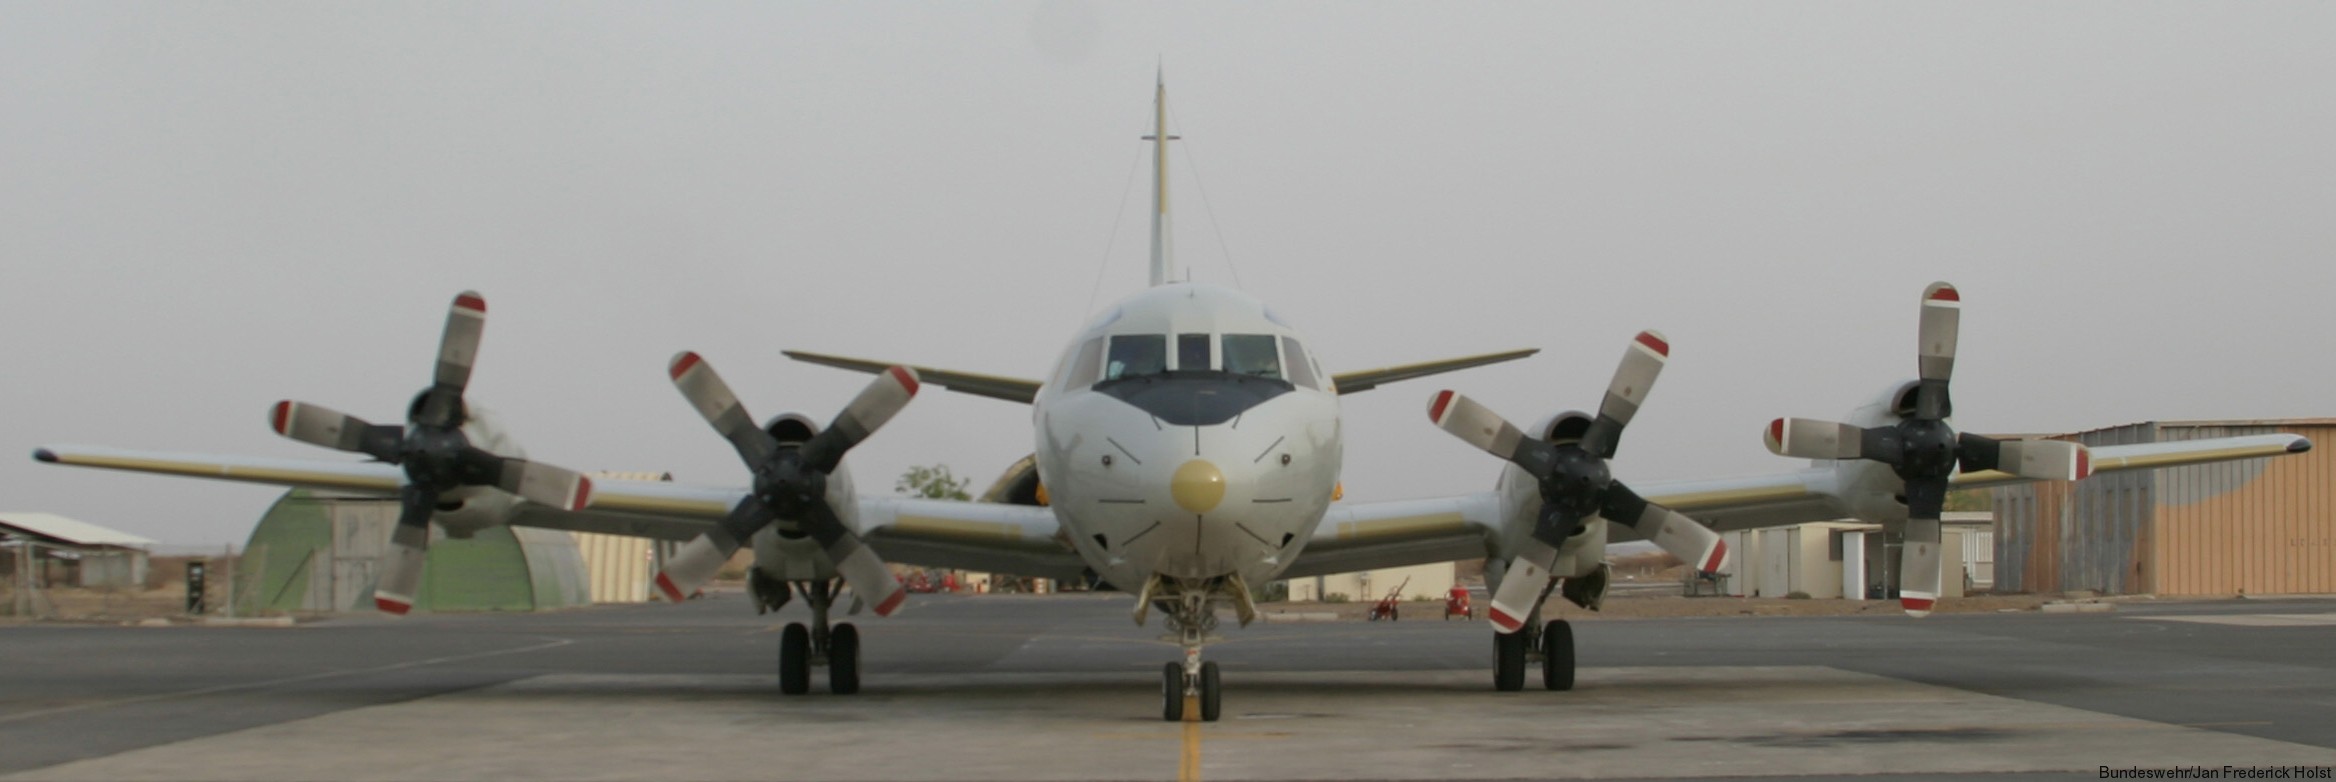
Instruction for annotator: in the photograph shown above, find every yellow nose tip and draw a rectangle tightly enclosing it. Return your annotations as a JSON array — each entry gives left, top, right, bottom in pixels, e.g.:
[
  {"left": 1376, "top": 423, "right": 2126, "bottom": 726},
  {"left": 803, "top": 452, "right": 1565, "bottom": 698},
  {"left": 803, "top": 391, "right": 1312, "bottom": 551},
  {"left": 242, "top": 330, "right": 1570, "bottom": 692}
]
[{"left": 1170, "top": 459, "right": 1226, "bottom": 514}]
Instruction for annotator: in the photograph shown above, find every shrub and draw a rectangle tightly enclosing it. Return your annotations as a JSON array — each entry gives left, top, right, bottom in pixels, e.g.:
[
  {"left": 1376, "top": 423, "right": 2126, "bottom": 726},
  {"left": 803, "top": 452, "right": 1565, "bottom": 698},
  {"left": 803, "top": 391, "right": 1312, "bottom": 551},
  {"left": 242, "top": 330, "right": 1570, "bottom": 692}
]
[
  {"left": 1323, "top": 592, "right": 1350, "bottom": 603},
  {"left": 1785, "top": 591, "right": 1811, "bottom": 600}
]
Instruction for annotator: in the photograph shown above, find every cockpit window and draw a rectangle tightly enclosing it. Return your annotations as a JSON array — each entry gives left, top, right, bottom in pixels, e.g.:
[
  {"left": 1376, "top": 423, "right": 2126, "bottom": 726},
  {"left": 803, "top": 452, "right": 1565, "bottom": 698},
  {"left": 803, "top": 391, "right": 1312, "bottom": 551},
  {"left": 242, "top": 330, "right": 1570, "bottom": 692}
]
[
  {"left": 1063, "top": 337, "right": 1104, "bottom": 389},
  {"left": 1280, "top": 336, "right": 1317, "bottom": 389},
  {"left": 1105, "top": 334, "right": 1167, "bottom": 380},
  {"left": 1177, "top": 333, "right": 1212, "bottom": 371},
  {"left": 1223, "top": 334, "right": 1282, "bottom": 379}
]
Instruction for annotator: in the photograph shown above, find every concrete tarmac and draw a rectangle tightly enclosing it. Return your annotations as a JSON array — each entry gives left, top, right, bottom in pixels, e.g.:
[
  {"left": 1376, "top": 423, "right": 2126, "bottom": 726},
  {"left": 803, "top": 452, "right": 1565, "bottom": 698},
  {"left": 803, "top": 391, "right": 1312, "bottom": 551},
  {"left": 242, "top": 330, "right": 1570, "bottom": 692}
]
[{"left": 3, "top": 593, "right": 2333, "bottom": 781}]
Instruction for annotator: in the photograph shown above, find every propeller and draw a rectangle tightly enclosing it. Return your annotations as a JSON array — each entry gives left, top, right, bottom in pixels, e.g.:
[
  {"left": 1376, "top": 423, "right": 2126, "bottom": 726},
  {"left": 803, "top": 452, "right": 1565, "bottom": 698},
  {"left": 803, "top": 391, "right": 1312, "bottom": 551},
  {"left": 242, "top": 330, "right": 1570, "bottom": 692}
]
[
  {"left": 654, "top": 351, "right": 915, "bottom": 617},
  {"left": 1762, "top": 282, "right": 2089, "bottom": 617},
  {"left": 268, "top": 291, "right": 593, "bottom": 615},
  {"left": 1430, "top": 331, "right": 1727, "bottom": 634}
]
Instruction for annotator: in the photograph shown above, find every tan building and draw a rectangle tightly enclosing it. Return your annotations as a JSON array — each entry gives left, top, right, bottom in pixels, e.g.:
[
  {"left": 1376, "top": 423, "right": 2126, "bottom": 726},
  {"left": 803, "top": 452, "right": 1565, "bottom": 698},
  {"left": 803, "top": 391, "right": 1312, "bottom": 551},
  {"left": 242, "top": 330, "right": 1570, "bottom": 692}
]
[
  {"left": 1722, "top": 515, "right": 1991, "bottom": 600},
  {"left": 1288, "top": 562, "right": 1456, "bottom": 605},
  {"left": 1990, "top": 419, "right": 2334, "bottom": 596}
]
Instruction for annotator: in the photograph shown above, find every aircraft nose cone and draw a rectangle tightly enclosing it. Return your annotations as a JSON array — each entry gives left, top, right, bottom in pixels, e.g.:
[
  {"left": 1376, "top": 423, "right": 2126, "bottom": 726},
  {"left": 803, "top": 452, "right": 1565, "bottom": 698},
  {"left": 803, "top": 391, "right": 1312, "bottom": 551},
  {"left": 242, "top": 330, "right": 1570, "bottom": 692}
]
[{"left": 1171, "top": 459, "right": 1226, "bottom": 514}]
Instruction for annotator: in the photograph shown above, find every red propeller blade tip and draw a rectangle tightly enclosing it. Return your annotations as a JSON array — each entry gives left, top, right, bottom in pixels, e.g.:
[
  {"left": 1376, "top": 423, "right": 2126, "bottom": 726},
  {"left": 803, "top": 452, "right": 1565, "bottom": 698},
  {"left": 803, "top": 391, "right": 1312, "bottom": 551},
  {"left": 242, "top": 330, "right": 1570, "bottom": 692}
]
[
  {"left": 1766, "top": 418, "right": 1785, "bottom": 448},
  {"left": 1634, "top": 331, "right": 1670, "bottom": 357},
  {"left": 271, "top": 401, "right": 293, "bottom": 435},
  {"left": 2076, "top": 449, "right": 2091, "bottom": 480},
  {"left": 875, "top": 589, "right": 907, "bottom": 617},
  {"left": 668, "top": 352, "right": 703, "bottom": 381},
  {"left": 570, "top": 476, "right": 594, "bottom": 511},
  {"left": 454, "top": 293, "right": 486, "bottom": 314},
  {"left": 1488, "top": 607, "right": 1523, "bottom": 633},
  {"left": 1428, "top": 391, "right": 1455, "bottom": 423},
  {"left": 1701, "top": 540, "right": 1728, "bottom": 574},
  {"left": 375, "top": 596, "right": 413, "bottom": 615},
  {"left": 654, "top": 573, "right": 686, "bottom": 604},
  {"left": 1926, "top": 285, "right": 1959, "bottom": 302},
  {"left": 1901, "top": 596, "right": 1936, "bottom": 614},
  {"left": 887, "top": 366, "right": 920, "bottom": 396}
]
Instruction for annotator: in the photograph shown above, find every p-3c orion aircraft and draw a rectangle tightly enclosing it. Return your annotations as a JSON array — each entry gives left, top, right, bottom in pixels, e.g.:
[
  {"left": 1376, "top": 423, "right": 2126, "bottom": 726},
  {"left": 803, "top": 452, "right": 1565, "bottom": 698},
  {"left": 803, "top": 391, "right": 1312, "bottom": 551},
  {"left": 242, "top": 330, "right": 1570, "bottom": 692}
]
[{"left": 34, "top": 77, "right": 2312, "bottom": 722}]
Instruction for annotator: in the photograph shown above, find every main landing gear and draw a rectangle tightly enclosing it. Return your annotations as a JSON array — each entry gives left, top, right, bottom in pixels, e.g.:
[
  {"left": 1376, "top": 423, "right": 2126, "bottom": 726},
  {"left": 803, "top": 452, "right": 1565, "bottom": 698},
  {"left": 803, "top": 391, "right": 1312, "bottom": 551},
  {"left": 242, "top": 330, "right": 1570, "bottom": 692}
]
[
  {"left": 1493, "top": 603, "right": 1576, "bottom": 692},
  {"left": 1143, "top": 575, "right": 1252, "bottom": 722},
  {"left": 770, "top": 579, "right": 862, "bottom": 695}
]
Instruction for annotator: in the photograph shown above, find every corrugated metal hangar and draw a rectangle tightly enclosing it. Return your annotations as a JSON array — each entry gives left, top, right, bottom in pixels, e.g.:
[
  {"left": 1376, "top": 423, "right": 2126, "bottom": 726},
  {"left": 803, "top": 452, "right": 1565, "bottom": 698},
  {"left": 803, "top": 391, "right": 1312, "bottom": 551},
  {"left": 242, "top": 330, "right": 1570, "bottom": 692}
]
[
  {"left": 239, "top": 490, "right": 591, "bottom": 614},
  {"left": 1991, "top": 418, "right": 2335, "bottom": 596}
]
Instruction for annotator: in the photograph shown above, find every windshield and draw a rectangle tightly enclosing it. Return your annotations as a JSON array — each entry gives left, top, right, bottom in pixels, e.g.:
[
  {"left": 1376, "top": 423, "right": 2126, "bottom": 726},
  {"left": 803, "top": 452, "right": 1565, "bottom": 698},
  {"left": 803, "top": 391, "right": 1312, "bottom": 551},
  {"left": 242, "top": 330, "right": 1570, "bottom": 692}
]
[
  {"left": 1223, "top": 334, "right": 1282, "bottom": 379},
  {"left": 1105, "top": 334, "right": 1167, "bottom": 380}
]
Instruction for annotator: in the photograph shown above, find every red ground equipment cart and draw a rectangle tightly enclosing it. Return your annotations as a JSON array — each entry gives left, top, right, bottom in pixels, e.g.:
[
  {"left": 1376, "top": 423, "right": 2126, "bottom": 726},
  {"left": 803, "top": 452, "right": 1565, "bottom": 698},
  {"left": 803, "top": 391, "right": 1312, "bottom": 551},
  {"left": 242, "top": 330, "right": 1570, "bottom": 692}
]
[
  {"left": 1444, "top": 583, "right": 1473, "bottom": 620},
  {"left": 1367, "top": 576, "right": 1412, "bottom": 621}
]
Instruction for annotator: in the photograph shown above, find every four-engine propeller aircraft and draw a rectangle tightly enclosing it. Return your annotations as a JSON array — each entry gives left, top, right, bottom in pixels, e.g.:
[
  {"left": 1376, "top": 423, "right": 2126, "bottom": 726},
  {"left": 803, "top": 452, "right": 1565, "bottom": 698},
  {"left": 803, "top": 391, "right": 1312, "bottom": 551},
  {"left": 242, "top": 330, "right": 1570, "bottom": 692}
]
[{"left": 33, "top": 78, "right": 2313, "bottom": 722}]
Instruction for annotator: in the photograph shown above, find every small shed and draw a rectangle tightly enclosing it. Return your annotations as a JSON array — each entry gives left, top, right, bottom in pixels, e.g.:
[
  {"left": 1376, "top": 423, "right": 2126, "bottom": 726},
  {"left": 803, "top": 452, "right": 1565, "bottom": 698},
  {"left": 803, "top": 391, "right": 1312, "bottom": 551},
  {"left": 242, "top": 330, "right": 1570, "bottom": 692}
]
[{"left": 0, "top": 512, "right": 157, "bottom": 588}]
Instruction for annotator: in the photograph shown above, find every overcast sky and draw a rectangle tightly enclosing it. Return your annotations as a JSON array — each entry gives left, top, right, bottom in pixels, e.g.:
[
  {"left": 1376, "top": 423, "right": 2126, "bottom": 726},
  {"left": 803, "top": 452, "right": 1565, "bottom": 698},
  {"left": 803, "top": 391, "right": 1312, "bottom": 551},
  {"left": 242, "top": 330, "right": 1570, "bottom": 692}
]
[{"left": 4, "top": 3, "right": 2331, "bottom": 548}]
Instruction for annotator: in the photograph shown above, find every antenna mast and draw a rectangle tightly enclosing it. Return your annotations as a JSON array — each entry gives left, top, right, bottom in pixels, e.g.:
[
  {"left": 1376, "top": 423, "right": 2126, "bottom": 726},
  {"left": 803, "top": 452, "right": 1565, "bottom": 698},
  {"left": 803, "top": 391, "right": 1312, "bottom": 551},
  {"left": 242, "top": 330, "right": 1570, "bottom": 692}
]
[{"left": 1144, "top": 70, "right": 1179, "bottom": 287}]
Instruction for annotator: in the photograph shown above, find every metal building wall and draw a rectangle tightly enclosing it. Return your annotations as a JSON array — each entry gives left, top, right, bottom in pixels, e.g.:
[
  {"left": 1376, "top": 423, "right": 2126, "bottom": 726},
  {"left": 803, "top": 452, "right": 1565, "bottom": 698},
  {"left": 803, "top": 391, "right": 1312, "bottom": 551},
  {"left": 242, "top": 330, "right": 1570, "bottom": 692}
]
[
  {"left": 2150, "top": 421, "right": 2336, "bottom": 595},
  {"left": 1994, "top": 420, "right": 2335, "bottom": 596}
]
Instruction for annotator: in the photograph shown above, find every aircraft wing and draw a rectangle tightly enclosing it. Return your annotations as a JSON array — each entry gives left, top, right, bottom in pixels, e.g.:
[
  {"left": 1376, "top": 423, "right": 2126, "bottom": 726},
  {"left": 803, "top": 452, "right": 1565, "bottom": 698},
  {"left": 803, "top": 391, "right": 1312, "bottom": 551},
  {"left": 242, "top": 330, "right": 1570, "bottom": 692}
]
[
  {"left": 509, "top": 478, "right": 742, "bottom": 542},
  {"left": 1615, "top": 431, "right": 2314, "bottom": 537},
  {"left": 1331, "top": 349, "right": 1539, "bottom": 395},
  {"left": 856, "top": 497, "right": 1086, "bottom": 581},
  {"left": 1948, "top": 433, "right": 2310, "bottom": 491},
  {"left": 34, "top": 445, "right": 407, "bottom": 494},
  {"left": 783, "top": 350, "right": 1042, "bottom": 405},
  {"left": 1282, "top": 493, "right": 1503, "bottom": 579}
]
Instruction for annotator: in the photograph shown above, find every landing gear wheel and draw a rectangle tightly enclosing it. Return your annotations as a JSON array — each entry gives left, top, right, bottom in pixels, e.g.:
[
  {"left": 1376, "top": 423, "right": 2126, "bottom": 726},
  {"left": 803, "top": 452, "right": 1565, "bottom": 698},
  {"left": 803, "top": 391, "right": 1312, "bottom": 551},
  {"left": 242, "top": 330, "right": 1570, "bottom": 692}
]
[
  {"left": 1161, "top": 662, "right": 1187, "bottom": 721},
  {"left": 1493, "top": 629, "right": 1527, "bottom": 692},
  {"left": 1198, "top": 661, "right": 1222, "bottom": 722},
  {"left": 1540, "top": 619, "right": 1575, "bottom": 691},
  {"left": 778, "top": 622, "right": 810, "bottom": 695},
  {"left": 829, "top": 622, "right": 861, "bottom": 695}
]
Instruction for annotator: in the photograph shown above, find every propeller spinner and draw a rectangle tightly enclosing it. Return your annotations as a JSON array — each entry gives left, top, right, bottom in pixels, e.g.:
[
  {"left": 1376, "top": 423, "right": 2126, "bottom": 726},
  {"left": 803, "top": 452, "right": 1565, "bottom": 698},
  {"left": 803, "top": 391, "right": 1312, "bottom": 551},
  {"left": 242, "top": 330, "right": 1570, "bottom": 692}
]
[
  {"left": 653, "top": 352, "right": 915, "bottom": 617},
  {"left": 1431, "top": 331, "right": 1727, "bottom": 633},
  {"left": 1763, "top": 282, "right": 2089, "bottom": 617},
  {"left": 267, "top": 291, "right": 593, "bottom": 615}
]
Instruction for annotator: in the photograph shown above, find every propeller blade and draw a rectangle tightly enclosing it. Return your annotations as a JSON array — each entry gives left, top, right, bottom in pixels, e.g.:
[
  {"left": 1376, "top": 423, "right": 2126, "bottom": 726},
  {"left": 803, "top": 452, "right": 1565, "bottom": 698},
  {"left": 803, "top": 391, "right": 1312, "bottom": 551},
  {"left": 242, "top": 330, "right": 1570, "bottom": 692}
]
[
  {"left": 1765, "top": 417, "right": 1867, "bottom": 460},
  {"left": 270, "top": 400, "right": 402, "bottom": 461},
  {"left": 801, "top": 366, "right": 921, "bottom": 473},
  {"left": 1898, "top": 476, "right": 1949, "bottom": 617},
  {"left": 1914, "top": 282, "right": 1959, "bottom": 420},
  {"left": 801, "top": 502, "right": 907, "bottom": 617},
  {"left": 1900, "top": 516, "right": 1943, "bottom": 618},
  {"left": 1602, "top": 481, "right": 1728, "bottom": 575},
  {"left": 491, "top": 457, "right": 594, "bottom": 510},
  {"left": 1959, "top": 435, "right": 2090, "bottom": 481},
  {"left": 1486, "top": 541, "right": 1559, "bottom": 634},
  {"left": 669, "top": 352, "right": 778, "bottom": 466},
  {"left": 1582, "top": 330, "right": 1668, "bottom": 458},
  {"left": 375, "top": 485, "right": 438, "bottom": 615},
  {"left": 1428, "top": 391, "right": 1558, "bottom": 475},
  {"left": 653, "top": 496, "right": 769, "bottom": 603},
  {"left": 417, "top": 291, "right": 488, "bottom": 428}
]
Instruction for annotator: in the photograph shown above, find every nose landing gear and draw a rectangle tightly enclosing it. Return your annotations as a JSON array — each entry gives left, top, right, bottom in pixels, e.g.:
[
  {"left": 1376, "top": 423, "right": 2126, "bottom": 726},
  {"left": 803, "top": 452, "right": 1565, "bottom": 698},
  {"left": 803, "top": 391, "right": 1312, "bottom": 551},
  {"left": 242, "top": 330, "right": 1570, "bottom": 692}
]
[{"left": 1142, "top": 575, "right": 1251, "bottom": 721}]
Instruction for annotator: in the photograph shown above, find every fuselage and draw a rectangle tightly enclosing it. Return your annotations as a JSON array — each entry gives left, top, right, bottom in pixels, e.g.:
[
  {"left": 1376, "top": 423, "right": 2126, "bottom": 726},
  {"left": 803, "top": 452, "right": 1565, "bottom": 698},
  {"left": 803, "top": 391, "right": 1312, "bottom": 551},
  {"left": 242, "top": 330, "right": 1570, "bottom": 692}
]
[{"left": 1032, "top": 283, "right": 1343, "bottom": 590}]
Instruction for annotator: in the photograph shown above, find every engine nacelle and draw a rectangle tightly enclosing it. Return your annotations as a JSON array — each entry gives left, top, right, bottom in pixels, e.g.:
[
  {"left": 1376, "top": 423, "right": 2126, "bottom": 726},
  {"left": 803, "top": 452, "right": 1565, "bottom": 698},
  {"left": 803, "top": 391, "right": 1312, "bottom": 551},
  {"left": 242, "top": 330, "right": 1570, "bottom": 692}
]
[
  {"left": 763, "top": 412, "right": 819, "bottom": 446},
  {"left": 978, "top": 454, "right": 1046, "bottom": 506},
  {"left": 429, "top": 405, "right": 530, "bottom": 538},
  {"left": 1531, "top": 410, "right": 1595, "bottom": 447}
]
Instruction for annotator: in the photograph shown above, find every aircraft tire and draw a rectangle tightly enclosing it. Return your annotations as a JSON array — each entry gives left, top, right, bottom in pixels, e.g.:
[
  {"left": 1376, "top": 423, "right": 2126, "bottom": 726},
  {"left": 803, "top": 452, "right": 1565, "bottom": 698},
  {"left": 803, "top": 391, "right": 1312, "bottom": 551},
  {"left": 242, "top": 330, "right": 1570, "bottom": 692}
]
[
  {"left": 1541, "top": 619, "right": 1575, "bottom": 691},
  {"left": 1162, "top": 662, "right": 1186, "bottom": 721},
  {"left": 779, "top": 622, "right": 811, "bottom": 695},
  {"left": 1198, "top": 661, "right": 1222, "bottom": 722},
  {"left": 1493, "top": 630, "right": 1527, "bottom": 692},
  {"left": 829, "top": 623, "right": 861, "bottom": 695}
]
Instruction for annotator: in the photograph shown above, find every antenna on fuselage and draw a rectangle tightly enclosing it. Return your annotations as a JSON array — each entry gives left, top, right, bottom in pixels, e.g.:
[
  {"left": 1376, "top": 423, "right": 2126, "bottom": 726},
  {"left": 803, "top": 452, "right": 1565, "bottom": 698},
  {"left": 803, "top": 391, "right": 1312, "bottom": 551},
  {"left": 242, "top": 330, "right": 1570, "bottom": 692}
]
[{"left": 1144, "top": 67, "right": 1180, "bottom": 288}]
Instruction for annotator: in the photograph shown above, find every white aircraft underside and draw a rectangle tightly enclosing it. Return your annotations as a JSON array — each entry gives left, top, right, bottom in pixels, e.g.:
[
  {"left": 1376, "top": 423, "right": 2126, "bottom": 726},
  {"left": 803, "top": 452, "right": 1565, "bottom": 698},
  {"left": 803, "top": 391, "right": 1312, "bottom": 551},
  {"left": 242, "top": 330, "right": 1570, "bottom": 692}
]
[{"left": 30, "top": 76, "right": 2316, "bottom": 721}]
